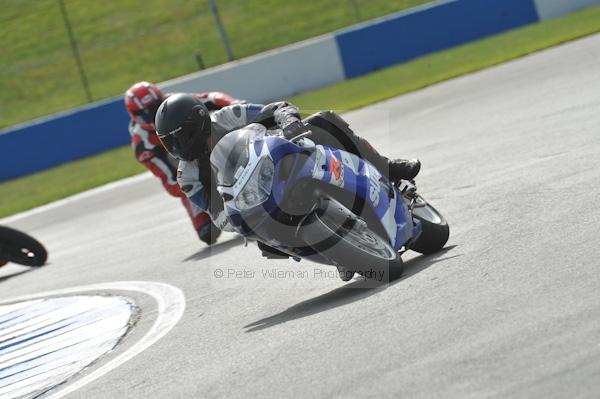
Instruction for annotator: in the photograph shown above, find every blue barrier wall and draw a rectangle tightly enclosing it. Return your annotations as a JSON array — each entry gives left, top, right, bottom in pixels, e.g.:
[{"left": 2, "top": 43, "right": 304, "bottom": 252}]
[
  {"left": 3, "top": 0, "right": 596, "bottom": 182},
  {"left": 335, "top": 0, "right": 540, "bottom": 78},
  {"left": 0, "top": 98, "right": 129, "bottom": 181}
]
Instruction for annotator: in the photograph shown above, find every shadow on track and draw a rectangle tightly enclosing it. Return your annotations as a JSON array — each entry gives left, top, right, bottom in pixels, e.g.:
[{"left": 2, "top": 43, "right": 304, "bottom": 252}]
[
  {"left": 183, "top": 236, "right": 245, "bottom": 262},
  {"left": 0, "top": 268, "right": 36, "bottom": 283},
  {"left": 244, "top": 246, "right": 460, "bottom": 333}
]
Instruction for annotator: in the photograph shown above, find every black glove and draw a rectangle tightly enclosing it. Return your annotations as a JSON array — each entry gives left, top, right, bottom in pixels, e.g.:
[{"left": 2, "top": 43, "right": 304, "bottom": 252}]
[
  {"left": 282, "top": 120, "right": 311, "bottom": 141},
  {"left": 253, "top": 101, "right": 300, "bottom": 128}
]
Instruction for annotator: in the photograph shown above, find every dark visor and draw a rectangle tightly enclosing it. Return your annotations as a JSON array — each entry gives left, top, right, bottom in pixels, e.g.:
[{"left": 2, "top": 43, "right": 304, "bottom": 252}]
[{"left": 159, "top": 122, "right": 203, "bottom": 159}]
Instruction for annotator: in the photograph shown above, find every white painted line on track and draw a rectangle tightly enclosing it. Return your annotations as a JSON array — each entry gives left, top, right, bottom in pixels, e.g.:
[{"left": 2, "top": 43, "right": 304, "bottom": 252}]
[
  {"left": 0, "top": 281, "right": 185, "bottom": 399},
  {"left": 0, "top": 172, "right": 153, "bottom": 224}
]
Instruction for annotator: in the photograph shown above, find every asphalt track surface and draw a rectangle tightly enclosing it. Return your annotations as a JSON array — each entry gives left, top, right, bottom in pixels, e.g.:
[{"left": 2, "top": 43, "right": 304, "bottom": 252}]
[{"left": 2, "top": 34, "right": 600, "bottom": 398}]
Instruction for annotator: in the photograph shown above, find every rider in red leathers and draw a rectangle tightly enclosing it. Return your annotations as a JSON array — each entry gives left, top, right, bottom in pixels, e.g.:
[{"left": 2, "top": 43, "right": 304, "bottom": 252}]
[{"left": 124, "top": 81, "right": 239, "bottom": 245}]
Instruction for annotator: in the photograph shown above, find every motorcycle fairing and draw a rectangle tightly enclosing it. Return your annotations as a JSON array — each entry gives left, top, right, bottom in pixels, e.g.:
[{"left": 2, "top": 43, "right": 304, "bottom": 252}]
[
  {"left": 222, "top": 134, "right": 417, "bottom": 254},
  {"left": 309, "top": 144, "right": 417, "bottom": 250}
]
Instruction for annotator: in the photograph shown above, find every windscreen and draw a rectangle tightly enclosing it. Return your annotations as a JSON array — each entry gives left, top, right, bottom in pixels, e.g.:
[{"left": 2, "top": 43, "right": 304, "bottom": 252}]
[
  {"left": 210, "top": 124, "right": 267, "bottom": 187},
  {"left": 210, "top": 129, "right": 251, "bottom": 187}
]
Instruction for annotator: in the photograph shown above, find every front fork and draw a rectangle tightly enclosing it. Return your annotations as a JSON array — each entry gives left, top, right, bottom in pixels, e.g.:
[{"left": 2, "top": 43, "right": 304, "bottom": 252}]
[
  {"left": 397, "top": 180, "right": 426, "bottom": 211},
  {"left": 397, "top": 180, "right": 425, "bottom": 253}
]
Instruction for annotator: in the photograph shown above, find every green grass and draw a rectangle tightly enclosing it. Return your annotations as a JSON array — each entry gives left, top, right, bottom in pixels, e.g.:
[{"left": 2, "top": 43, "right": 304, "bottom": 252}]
[
  {"left": 0, "top": 0, "right": 430, "bottom": 130},
  {"left": 0, "top": 146, "right": 145, "bottom": 217},
  {"left": 1, "top": 4, "right": 600, "bottom": 218},
  {"left": 290, "top": 4, "right": 600, "bottom": 112}
]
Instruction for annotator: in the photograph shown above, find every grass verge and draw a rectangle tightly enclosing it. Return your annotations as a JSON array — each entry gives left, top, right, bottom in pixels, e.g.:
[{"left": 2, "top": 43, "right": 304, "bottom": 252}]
[
  {"left": 290, "top": 5, "right": 600, "bottom": 111},
  {"left": 0, "top": 146, "right": 145, "bottom": 218},
  {"left": 1, "top": 5, "right": 600, "bottom": 219},
  {"left": 0, "top": 0, "right": 430, "bottom": 129}
]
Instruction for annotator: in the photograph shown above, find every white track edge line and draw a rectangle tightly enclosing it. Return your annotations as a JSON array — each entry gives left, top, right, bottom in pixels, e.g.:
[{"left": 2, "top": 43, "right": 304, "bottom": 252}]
[{"left": 0, "top": 281, "right": 185, "bottom": 399}]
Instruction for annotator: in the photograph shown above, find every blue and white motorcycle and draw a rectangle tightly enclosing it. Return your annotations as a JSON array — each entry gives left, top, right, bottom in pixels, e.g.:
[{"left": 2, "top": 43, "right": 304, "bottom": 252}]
[{"left": 210, "top": 117, "right": 449, "bottom": 281}]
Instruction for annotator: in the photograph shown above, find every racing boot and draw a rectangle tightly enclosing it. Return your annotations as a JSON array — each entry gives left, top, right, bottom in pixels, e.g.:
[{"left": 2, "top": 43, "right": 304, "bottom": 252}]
[
  {"left": 351, "top": 133, "right": 421, "bottom": 184},
  {"left": 356, "top": 139, "right": 421, "bottom": 184},
  {"left": 389, "top": 158, "right": 421, "bottom": 185},
  {"left": 302, "top": 111, "right": 421, "bottom": 185},
  {"left": 197, "top": 220, "right": 221, "bottom": 245}
]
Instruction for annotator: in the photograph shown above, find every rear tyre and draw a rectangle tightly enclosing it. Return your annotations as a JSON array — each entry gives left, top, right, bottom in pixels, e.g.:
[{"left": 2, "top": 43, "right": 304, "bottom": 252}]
[
  {"left": 299, "top": 198, "right": 403, "bottom": 281},
  {"left": 410, "top": 197, "right": 449, "bottom": 255},
  {"left": 0, "top": 226, "right": 48, "bottom": 267}
]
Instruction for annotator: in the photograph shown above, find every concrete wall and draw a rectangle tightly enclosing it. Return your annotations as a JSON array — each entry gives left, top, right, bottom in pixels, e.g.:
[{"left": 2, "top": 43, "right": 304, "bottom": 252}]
[
  {"left": 2, "top": 0, "right": 599, "bottom": 181},
  {"left": 0, "top": 35, "right": 345, "bottom": 182},
  {"left": 534, "top": 0, "right": 600, "bottom": 20},
  {"left": 162, "top": 35, "right": 345, "bottom": 103}
]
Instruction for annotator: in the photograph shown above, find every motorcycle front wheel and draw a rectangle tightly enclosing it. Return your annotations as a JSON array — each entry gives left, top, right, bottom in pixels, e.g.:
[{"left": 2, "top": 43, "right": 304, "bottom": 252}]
[
  {"left": 299, "top": 198, "right": 403, "bottom": 281},
  {"left": 410, "top": 196, "right": 450, "bottom": 255}
]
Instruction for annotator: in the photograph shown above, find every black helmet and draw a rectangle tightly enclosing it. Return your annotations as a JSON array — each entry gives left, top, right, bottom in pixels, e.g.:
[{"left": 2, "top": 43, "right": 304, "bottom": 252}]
[{"left": 155, "top": 93, "right": 212, "bottom": 161}]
